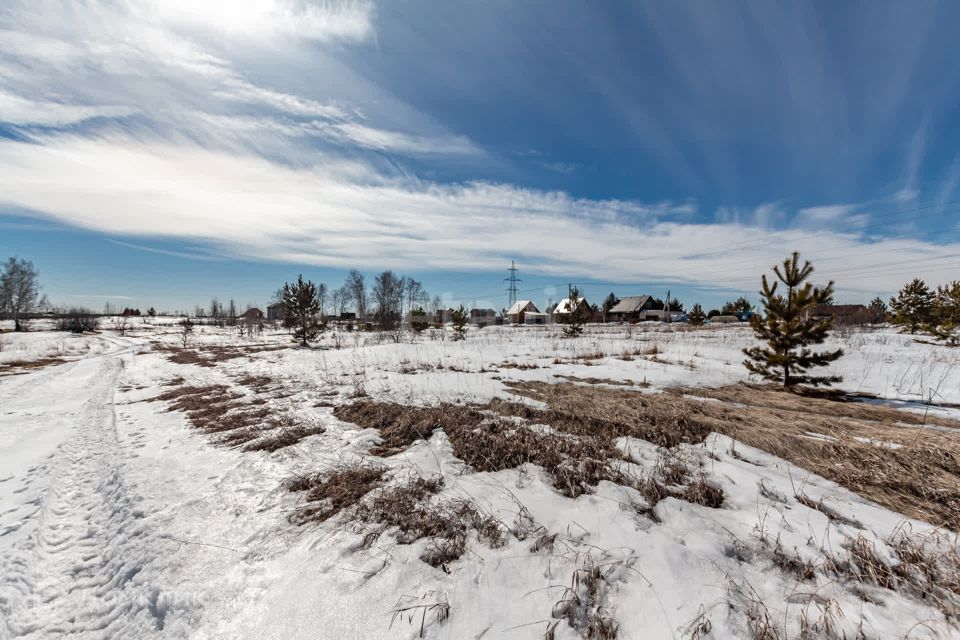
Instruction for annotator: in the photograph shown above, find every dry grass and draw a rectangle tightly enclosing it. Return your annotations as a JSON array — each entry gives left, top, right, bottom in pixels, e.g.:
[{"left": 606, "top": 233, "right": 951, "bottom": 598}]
[
  {"left": 555, "top": 375, "right": 647, "bottom": 387},
  {"left": 0, "top": 356, "right": 68, "bottom": 376},
  {"left": 288, "top": 464, "right": 386, "bottom": 524},
  {"left": 291, "top": 470, "right": 508, "bottom": 568},
  {"left": 501, "top": 381, "right": 960, "bottom": 530},
  {"left": 156, "top": 381, "right": 322, "bottom": 451},
  {"left": 155, "top": 344, "right": 286, "bottom": 368}
]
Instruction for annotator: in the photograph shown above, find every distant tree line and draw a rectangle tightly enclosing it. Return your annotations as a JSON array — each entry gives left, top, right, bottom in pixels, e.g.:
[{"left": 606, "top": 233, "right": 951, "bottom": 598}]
[{"left": 275, "top": 269, "right": 434, "bottom": 346}]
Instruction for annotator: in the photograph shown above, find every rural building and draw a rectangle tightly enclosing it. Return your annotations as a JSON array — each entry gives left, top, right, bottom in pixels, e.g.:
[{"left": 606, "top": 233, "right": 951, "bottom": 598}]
[
  {"left": 469, "top": 308, "right": 497, "bottom": 328},
  {"left": 407, "top": 309, "right": 431, "bottom": 329},
  {"left": 552, "top": 296, "right": 590, "bottom": 322},
  {"left": 241, "top": 307, "right": 264, "bottom": 321},
  {"left": 524, "top": 312, "right": 550, "bottom": 325},
  {"left": 506, "top": 300, "right": 539, "bottom": 324},
  {"left": 266, "top": 303, "right": 284, "bottom": 321},
  {"left": 435, "top": 308, "right": 454, "bottom": 324},
  {"left": 606, "top": 296, "right": 656, "bottom": 322},
  {"left": 810, "top": 304, "right": 878, "bottom": 326}
]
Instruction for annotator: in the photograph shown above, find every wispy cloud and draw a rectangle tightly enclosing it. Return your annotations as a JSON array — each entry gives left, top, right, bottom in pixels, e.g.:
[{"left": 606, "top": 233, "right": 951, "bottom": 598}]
[{"left": 1, "top": 134, "right": 957, "bottom": 299}]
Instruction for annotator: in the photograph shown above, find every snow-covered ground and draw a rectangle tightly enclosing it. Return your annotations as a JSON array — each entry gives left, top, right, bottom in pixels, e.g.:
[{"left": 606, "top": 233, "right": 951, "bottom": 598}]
[{"left": 0, "top": 323, "right": 958, "bottom": 639}]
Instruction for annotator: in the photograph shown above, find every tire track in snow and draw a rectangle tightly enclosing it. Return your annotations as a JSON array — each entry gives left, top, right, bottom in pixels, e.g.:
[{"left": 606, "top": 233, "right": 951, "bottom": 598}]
[{"left": 0, "top": 355, "right": 195, "bottom": 639}]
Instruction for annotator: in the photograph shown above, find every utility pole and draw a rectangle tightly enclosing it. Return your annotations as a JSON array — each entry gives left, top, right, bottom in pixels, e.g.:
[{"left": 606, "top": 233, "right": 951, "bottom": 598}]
[
  {"left": 504, "top": 260, "right": 521, "bottom": 309},
  {"left": 666, "top": 289, "right": 671, "bottom": 324}
]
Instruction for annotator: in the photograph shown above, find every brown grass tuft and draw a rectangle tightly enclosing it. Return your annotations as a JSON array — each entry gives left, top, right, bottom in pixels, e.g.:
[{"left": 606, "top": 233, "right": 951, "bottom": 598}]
[{"left": 288, "top": 464, "right": 386, "bottom": 524}]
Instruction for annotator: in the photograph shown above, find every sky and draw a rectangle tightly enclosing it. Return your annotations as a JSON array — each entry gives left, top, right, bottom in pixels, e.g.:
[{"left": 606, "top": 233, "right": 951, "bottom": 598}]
[{"left": 2, "top": 0, "right": 960, "bottom": 314}]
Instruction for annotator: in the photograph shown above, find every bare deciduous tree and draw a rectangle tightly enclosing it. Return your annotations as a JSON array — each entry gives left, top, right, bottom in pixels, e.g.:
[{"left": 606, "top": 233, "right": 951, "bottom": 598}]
[
  {"left": 345, "top": 270, "right": 367, "bottom": 321},
  {"left": 373, "top": 271, "right": 404, "bottom": 331},
  {"left": 1, "top": 257, "right": 41, "bottom": 332}
]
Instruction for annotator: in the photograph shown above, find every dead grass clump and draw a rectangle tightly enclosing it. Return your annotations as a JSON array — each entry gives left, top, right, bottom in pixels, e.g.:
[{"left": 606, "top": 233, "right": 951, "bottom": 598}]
[
  {"left": 494, "top": 382, "right": 719, "bottom": 448},
  {"left": 555, "top": 375, "right": 645, "bottom": 387},
  {"left": 236, "top": 374, "right": 274, "bottom": 391},
  {"left": 498, "top": 361, "right": 540, "bottom": 370},
  {"left": 243, "top": 424, "right": 325, "bottom": 452},
  {"left": 288, "top": 464, "right": 386, "bottom": 524},
  {"left": 156, "top": 382, "right": 317, "bottom": 451},
  {"left": 0, "top": 356, "right": 68, "bottom": 376},
  {"left": 333, "top": 401, "right": 487, "bottom": 456},
  {"left": 823, "top": 530, "right": 960, "bottom": 618},
  {"left": 551, "top": 561, "right": 622, "bottom": 640},
  {"left": 352, "top": 476, "right": 508, "bottom": 568},
  {"left": 682, "top": 475, "right": 725, "bottom": 508}
]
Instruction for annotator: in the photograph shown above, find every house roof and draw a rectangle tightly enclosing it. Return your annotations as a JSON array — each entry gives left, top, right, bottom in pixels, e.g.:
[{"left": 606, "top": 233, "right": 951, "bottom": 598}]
[
  {"left": 609, "top": 296, "right": 650, "bottom": 314},
  {"left": 506, "top": 300, "right": 539, "bottom": 315},
  {"left": 553, "top": 297, "right": 587, "bottom": 314}
]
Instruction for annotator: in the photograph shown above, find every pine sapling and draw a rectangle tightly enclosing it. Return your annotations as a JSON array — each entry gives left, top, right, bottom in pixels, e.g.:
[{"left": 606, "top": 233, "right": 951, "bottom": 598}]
[
  {"left": 743, "top": 252, "right": 843, "bottom": 388},
  {"left": 889, "top": 279, "right": 934, "bottom": 334},
  {"left": 687, "top": 303, "right": 706, "bottom": 326},
  {"left": 558, "top": 287, "right": 587, "bottom": 338},
  {"left": 282, "top": 274, "right": 323, "bottom": 347},
  {"left": 450, "top": 305, "right": 469, "bottom": 341}
]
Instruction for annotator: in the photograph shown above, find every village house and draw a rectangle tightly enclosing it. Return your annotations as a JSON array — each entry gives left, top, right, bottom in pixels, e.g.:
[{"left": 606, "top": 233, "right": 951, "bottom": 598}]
[
  {"left": 524, "top": 311, "right": 550, "bottom": 325},
  {"left": 606, "top": 295, "right": 657, "bottom": 322},
  {"left": 552, "top": 296, "right": 591, "bottom": 322},
  {"left": 810, "top": 304, "right": 878, "bottom": 326},
  {"left": 469, "top": 308, "right": 497, "bottom": 328},
  {"left": 241, "top": 307, "right": 264, "bottom": 321},
  {"left": 266, "top": 302, "right": 283, "bottom": 321},
  {"left": 506, "top": 300, "right": 539, "bottom": 324}
]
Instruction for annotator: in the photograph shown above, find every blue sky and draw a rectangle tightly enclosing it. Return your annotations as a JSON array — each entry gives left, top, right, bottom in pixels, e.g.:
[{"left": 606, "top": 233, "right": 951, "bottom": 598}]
[{"left": 2, "top": 1, "right": 960, "bottom": 313}]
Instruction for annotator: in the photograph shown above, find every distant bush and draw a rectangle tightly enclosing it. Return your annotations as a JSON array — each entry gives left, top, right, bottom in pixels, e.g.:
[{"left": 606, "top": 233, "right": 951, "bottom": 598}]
[{"left": 57, "top": 308, "right": 98, "bottom": 333}]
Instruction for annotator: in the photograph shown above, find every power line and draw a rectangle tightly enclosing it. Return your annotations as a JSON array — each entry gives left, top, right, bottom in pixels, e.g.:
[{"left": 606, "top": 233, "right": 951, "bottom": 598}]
[{"left": 503, "top": 260, "right": 521, "bottom": 309}]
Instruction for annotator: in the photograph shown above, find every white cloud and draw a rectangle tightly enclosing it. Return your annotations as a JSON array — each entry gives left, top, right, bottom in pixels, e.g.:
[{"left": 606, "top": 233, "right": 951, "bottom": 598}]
[
  {"left": 0, "top": 90, "right": 136, "bottom": 126},
  {"left": 135, "top": 0, "right": 375, "bottom": 43},
  {"left": 0, "top": 134, "right": 956, "bottom": 300}
]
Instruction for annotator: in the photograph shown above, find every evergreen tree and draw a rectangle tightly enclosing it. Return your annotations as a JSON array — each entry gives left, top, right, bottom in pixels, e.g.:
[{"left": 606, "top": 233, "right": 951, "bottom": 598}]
[
  {"left": 931, "top": 281, "right": 960, "bottom": 346},
  {"left": 281, "top": 274, "right": 323, "bottom": 346},
  {"left": 867, "top": 297, "right": 887, "bottom": 323},
  {"left": 743, "top": 252, "right": 843, "bottom": 388},
  {"left": 889, "top": 279, "right": 934, "bottom": 334},
  {"left": 450, "top": 305, "right": 469, "bottom": 341},
  {"left": 601, "top": 292, "right": 619, "bottom": 323},
  {"left": 687, "top": 303, "right": 706, "bottom": 326},
  {"left": 558, "top": 287, "right": 587, "bottom": 338},
  {"left": 721, "top": 296, "right": 752, "bottom": 316}
]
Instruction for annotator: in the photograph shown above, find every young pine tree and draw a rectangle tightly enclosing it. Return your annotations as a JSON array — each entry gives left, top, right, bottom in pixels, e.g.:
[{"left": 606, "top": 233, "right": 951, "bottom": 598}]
[
  {"left": 687, "top": 303, "right": 706, "bottom": 326},
  {"left": 867, "top": 297, "right": 887, "bottom": 323},
  {"left": 742, "top": 252, "right": 843, "bottom": 388},
  {"left": 889, "top": 279, "right": 934, "bottom": 334},
  {"left": 281, "top": 274, "right": 323, "bottom": 346},
  {"left": 450, "top": 305, "right": 469, "bottom": 341},
  {"left": 930, "top": 281, "right": 960, "bottom": 346},
  {"left": 558, "top": 287, "right": 587, "bottom": 338}
]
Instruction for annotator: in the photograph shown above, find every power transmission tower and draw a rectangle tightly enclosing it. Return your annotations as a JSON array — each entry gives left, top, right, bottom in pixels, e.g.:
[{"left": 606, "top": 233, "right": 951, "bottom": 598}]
[{"left": 504, "top": 260, "right": 521, "bottom": 308}]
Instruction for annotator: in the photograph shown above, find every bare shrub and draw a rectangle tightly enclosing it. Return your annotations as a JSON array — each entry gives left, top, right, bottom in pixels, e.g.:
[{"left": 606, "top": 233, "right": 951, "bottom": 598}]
[{"left": 57, "top": 308, "right": 98, "bottom": 333}]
